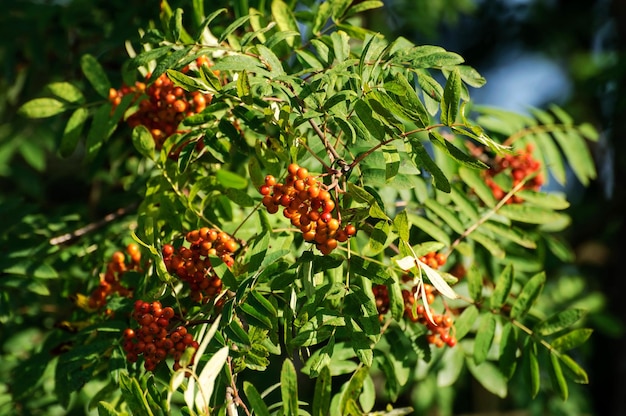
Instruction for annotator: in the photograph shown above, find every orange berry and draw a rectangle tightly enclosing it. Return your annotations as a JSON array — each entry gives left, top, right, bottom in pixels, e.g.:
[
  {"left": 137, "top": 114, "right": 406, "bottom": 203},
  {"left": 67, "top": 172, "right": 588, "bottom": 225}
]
[
  {"left": 111, "top": 251, "right": 125, "bottom": 264},
  {"left": 288, "top": 163, "right": 299, "bottom": 176}
]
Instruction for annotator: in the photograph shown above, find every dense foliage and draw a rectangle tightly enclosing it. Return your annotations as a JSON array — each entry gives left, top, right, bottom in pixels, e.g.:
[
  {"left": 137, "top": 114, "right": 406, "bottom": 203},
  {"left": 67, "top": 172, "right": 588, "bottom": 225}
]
[{"left": 2, "top": 1, "right": 605, "bottom": 415}]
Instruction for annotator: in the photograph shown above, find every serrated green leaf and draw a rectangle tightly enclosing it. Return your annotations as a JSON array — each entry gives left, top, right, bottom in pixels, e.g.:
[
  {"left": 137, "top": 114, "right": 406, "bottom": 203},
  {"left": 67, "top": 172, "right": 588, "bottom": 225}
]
[
  {"left": 441, "top": 68, "right": 461, "bottom": 126},
  {"left": 59, "top": 107, "right": 89, "bottom": 157},
  {"left": 498, "top": 204, "right": 569, "bottom": 225},
  {"left": 257, "top": 44, "right": 285, "bottom": 76},
  {"left": 400, "top": 46, "right": 465, "bottom": 69},
  {"left": 482, "top": 221, "right": 536, "bottom": 249},
  {"left": 341, "top": 366, "right": 368, "bottom": 415},
  {"left": 474, "top": 314, "right": 496, "bottom": 365},
  {"left": 411, "top": 141, "right": 451, "bottom": 193},
  {"left": 510, "top": 272, "right": 545, "bottom": 320},
  {"left": 86, "top": 103, "right": 115, "bottom": 158},
  {"left": 552, "top": 128, "right": 596, "bottom": 186},
  {"left": 552, "top": 328, "right": 593, "bottom": 352},
  {"left": 424, "top": 198, "right": 463, "bottom": 233},
  {"left": 429, "top": 131, "right": 488, "bottom": 170},
  {"left": 459, "top": 166, "right": 497, "bottom": 207},
  {"left": 515, "top": 190, "right": 569, "bottom": 210},
  {"left": 345, "top": 1, "right": 384, "bottom": 18},
  {"left": 240, "top": 302, "right": 273, "bottom": 329},
  {"left": 454, "top": 305, "right": 478, "bottom": 341},
  {"left": 312, "top": 366, "right": 332, "bottom": 416},
  {"left": 549, "top": 352, "right": 569, "bottom": 401},
  {"left": 499, "top": 322, "right": 518, "bottom": 379},
  {"left": 119, "top": 374, "right": 154, "bottom": 416},
  {"left": 466, "top": 265, "right": 483, "bottom": 302},
  {"left": 393, "top": 210, "right": 410, "bottom": 241},
  {"left": 408, "top": 214, "right": 451, "bottom": 246},
  {"left": 458, "top": 65, "right": 486, "bottom": 88},
  {"left": 535, "top": 309, "right": 586, "bottom": 336},
  {"left": 354, "top": 99, "right": 385, "bottom": 141},
  {"left": 166, "top": 69, "right": 205, "bottom": 92},
  {"left": 559, "top": 353, "right": 589, "bottom": 384},
  {"left": 80, "top": 54, "right": 111, "bottom": 98},
  {"left": 18, "top": 98, "right": 68, "bottom": 118},
  {"left": 170, "top": 8, "right": 183, "bottom": 42},
  {"left": 281, "top": 359, "right": 299, "bottom": 416},
  {"left": 97, "top": 402, "right": 120, "bottom": 416},
  {"left": 236, "top": 70, "right": 252, "bottom": 105},
  {"left": 490, "top": 264, "right": 514, "bottom": 310},
  {"left": 151, "top": 46, "right": 193, "bottom": 82}
]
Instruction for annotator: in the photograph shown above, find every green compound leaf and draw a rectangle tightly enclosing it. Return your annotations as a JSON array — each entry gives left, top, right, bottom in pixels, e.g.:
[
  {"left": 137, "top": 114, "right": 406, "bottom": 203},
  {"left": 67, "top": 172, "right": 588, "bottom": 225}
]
[
  {"left": 18, "top": 98, "right": 68, "bottom": 118},
  {"left": 510, "top": 272, "right": 545, "bottom": 320},
  {"left": 490, "top": 264, "right": 514, "bottom": 310},
  {"left": 80, "top": 54, "right": 111, "bottom": 98},
  {"left": 441, "top": 67, "right": 461, "bottom": 126},
  {"left": 474, "top": 313, "right": 496, "bottom": 365},
  {"left": 281, "top": 359, "right": 299, "bottom": 416},
  {"left": 535, "top": 309, "right": 587, "bottom": 336}
]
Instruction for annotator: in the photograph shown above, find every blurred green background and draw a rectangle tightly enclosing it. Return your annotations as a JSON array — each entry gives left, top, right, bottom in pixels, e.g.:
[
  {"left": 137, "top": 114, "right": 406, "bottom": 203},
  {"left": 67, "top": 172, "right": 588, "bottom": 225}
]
[{"left": 1, "top": 0, "right": 625, "bottom": 414}]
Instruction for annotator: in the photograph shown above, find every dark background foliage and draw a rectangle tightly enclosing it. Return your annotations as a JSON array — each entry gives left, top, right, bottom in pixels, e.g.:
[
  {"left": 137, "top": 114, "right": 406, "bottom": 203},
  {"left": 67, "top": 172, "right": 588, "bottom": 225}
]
[{"left": 1, "top": 0, "right": 624, "bottom": 414}]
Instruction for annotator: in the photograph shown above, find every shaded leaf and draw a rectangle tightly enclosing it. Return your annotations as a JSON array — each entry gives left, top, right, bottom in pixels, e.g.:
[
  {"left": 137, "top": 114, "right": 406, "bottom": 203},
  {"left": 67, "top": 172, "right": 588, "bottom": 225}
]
[
  {"left": 441, "top": 68, "right": 461, "bottom": 126},
  {"left": 80, "top": 54, "right": 111, "bottom": 98},
  {"left": 490, "top": 264, "right": 514, "bottom": 310},
  {"left": 474, "top": 314, "right": 496, "bottom": 365},
  {"left": 510, "top": 272, "right": 545, "bottom": 320},
  {"left": 535, "top": 309, "right": 586, "bottom": 336}
]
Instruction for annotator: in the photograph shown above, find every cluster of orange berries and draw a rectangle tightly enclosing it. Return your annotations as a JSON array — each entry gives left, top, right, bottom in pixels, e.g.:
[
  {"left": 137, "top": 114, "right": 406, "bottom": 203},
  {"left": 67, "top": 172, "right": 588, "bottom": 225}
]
[
  {"left": 162, "top": 228, "right": 237, "bottom": 303},
  {"left": 259, "top": 164, "right": 356, "bottom": 255},
  {"left": 122, "top": 300, "right": 198, "bottom": 372},
  {"left": 483, "top": 144, "right": 543, "bottom": 203},
  {"left": 88, "top": 244, "right": 141, "bottom": 309},
  {"left": 108, "top": 60, "right": 213, "bottom": 149},
  {"left": 372, "top": 252, "right": 456, "bottom": 347}
]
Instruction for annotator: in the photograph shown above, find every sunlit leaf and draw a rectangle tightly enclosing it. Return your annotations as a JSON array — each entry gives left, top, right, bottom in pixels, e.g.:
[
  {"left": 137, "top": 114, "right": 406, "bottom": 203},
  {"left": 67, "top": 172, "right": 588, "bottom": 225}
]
[{"left": 535, "top": 309, "right": 586, "bottom": 336}]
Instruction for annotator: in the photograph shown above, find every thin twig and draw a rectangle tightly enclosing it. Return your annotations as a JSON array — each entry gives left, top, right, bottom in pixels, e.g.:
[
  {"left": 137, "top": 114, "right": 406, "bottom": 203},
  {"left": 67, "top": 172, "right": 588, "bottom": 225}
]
[{"left": 49, "top": 202, "right": 138, "bottom": 245}]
